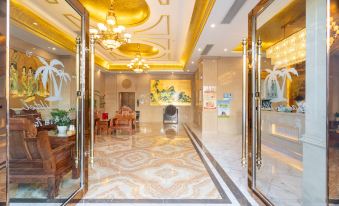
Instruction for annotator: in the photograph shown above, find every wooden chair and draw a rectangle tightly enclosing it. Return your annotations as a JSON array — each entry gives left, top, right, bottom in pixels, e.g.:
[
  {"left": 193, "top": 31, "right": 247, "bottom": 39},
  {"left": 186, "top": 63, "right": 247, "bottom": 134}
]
[
  {"left": 109, "top": 117, "right": 134, "bottom": 135},
  {"left": 9, "top": 118, "right": 75, "bottom": 199}
]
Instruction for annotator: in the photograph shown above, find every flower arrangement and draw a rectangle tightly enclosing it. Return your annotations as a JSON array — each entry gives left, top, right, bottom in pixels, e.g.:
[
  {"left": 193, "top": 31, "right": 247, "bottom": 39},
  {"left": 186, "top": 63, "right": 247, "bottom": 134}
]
[{"left": 50, "top": 109, "right": 71, "bottom": 126}]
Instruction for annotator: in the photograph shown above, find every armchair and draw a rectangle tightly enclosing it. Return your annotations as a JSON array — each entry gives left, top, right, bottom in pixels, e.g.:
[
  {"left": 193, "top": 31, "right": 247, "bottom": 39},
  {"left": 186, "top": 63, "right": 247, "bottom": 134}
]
[{"left": 9, "top": 118, "right": 75, "bottom": 198}]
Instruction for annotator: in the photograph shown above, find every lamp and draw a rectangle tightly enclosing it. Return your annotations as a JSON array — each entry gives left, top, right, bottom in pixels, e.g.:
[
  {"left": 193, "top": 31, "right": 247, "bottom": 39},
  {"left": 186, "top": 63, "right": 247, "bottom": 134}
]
[
  {"left": 127, "top": 44, "right": 150, "bottom": 73},
  {"left": 89, "top": 0, "right": 131, "bottom": 50}
]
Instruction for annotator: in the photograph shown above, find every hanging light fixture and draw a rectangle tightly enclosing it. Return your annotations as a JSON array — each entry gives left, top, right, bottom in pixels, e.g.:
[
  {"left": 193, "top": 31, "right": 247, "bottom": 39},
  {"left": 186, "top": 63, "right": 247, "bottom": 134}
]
[
  {"left": 266, "top": 28, "right": 306, "bottom": 68},
  {"left": 89, "top": 0, "right": 131, "bottom": 50},
  {"left": 127, "top": 44, "right": 150, "bottom": 73}
]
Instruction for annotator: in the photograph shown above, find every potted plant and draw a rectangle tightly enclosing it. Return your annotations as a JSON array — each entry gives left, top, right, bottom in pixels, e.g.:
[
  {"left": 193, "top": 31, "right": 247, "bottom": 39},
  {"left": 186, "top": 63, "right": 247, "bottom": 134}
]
[{"left": 50, "top": 109, "right": 71, "bottom": 135}]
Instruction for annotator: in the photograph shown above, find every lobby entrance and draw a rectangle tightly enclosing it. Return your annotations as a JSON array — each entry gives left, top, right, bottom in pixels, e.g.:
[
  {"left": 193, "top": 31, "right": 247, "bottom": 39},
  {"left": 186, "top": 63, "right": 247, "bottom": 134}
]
[{"left": 0, "top": 0, "right": 338, "bottom": 205}]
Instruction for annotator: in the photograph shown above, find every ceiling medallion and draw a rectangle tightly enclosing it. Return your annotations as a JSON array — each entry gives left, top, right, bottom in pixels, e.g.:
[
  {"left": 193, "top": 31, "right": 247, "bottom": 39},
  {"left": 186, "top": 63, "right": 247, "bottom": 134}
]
[
  {"left": 127, "top": 44, "right": 150, "bottom": 73},
  {"left": 90, "top": 0, "right": 131, "bottom": 50}
]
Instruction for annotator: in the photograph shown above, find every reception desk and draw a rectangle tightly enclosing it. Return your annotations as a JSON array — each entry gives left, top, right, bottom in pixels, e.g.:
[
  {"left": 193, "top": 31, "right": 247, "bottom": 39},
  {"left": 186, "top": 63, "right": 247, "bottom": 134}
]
[{"left": 261, "top": 111, "right": 305, "bottom": 161}]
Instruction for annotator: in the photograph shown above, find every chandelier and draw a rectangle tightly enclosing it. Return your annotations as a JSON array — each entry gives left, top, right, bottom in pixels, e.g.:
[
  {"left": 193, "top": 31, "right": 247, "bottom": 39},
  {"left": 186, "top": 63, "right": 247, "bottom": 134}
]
[
  {"left": 127, "top": 44, "right": 150, "bottom": 73},
  {"left": 89, "top": 0, "right": 131, "bottom": 50},
  {"left": 266, "top": 28, "right": 306, "bottom": 68}
]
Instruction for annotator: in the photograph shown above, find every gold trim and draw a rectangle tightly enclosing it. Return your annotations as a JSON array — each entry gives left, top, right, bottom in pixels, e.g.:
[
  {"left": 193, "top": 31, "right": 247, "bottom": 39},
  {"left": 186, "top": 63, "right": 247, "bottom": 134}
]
[
  {"left": 108, "top": 63, "right": 183, "bottom": 71},
  {"left": 139, "top": 39, "right": 167, "bottom": 50},
  {"left": 158, "top": 0, "right": 170, "bottom": 5},
  {"left": 135, "top": 15, "right": 170, "bottom": 35},
  {"left": 180, "top": 0, "right": 216, "bottom": 66},
  {"left": 148, "top": 53, "right": 167, "bottom": 59},
  {"left": 45, "top": 0, "right": 58, "bottom": 4},
  {"left": 10, "top": 0, "right": 75, "bottom": 52},
  {"left": 63, "top": 14, "right": 81, "bottom": 29}
]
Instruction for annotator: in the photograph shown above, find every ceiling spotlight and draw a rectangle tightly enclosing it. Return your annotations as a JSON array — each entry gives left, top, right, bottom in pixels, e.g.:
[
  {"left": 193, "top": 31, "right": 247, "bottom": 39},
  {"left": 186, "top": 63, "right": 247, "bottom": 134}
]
[
  {"left": 52, "top": 47, "right": 56, "bottom": 51},
  {"left": 210, "top": 24, "right": 216, "bottom": 28},
  {"left": 187, "top": 69, "right": 190, "bottom": 72},
  {"left": 224, "top": 48, "right": 228, "bottom": 52},
  {"left": 191, "top": 61, "right": 194, "bottom": 64},
  {"left": 33, "top": 22, "right": 38, "bottom": 26},
  {"left": 198, "top": 48, "right": 202, "bottom": 52}
]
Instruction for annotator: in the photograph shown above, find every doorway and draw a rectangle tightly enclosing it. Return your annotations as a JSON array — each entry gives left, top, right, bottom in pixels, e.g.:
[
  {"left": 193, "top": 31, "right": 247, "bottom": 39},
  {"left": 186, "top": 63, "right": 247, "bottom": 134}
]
[{"left": 119, "top": 92, "right": 135, "bottom": 110}]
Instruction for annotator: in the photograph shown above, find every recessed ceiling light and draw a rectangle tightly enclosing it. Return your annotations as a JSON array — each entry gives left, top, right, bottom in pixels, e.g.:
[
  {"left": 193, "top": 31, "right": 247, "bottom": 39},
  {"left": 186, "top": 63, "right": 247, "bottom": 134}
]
[
  {"left": 210, "top": 24, "right": 216, "bottom": 28},
  {"left": 48, "top": 47, "right": 51, "bottom": 49},
  {"left": 198, "top": 48, "right": 202, "bottom": 52},
  {"left": 187, "top": 69, "right": 190, "bottom": 72},
  {"left": 52, "top": 47, "right": 56, "bottom": 50},
  {"left": 224, "top": 48, "right": 228, "bottom": 52},
  {"left": 191, "top": 61, "right": 194, "bottom": 64},
  {"left": 33, "top": 22, "right": 38, "bottom": 26}
]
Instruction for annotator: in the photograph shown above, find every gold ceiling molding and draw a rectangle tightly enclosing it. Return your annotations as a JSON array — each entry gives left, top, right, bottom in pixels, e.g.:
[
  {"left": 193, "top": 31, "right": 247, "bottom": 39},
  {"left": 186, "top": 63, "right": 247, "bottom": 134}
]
[
  {"left": 118, "top": 43, "right": 160, "bottom": 57},
  {"left": 158, "top": 0, "right": 170, "bottom": 5},
  {"left": 63, "top": 14, "right": 81, "bottom": 29},
  {"left": 79, "top": 0, "right": 150, "bottom": 27},
  {"left": 180, "top": 0, "right": 216, "bottom": 66},
  {"left": 45, "top": 0, "right": 58, "bottom": 4},
  {"left": 108, "top": 63, "right": 183, "bottom": 71},
  {"left": 135, "top": 15, "right": 170, "bottom": 35},
  {"left": 139, "top": 39, "right": 167, "bottom": 50},
  {"left": 147, "top": 53, "right": 167, "bottom": 60},
  {"left": 10, "top": 0, "right": 75, "bottom": 52}
]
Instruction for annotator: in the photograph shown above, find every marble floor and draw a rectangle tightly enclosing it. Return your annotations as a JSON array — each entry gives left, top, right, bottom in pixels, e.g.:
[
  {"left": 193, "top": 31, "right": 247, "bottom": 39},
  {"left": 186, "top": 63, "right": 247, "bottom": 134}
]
[
  {"left": 185, "top": 123, "right": 302, "bottom": 206},
  {"left": 78, "top": 123, "right": 233, "bottom": 205}
]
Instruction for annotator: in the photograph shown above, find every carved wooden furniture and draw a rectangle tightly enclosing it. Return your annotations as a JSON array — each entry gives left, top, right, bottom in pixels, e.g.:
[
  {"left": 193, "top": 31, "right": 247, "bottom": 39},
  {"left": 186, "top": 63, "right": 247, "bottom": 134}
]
[
  {"left": 110, "top": 116, "right": 134, "bottom": 135},
  {"left": 9, "top": 109, "right": 56, "bottom": 131},
  {"left": 9, "top": 118, "right": 76, "bottom": 199}
]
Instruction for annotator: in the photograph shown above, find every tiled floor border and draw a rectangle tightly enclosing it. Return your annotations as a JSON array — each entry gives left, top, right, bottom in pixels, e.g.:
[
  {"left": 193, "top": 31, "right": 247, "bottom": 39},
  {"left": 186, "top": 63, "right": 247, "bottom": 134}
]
[
  {"left": 183, "top": 124, "right": 252, "bottom": 206},
  {"left": 10, "top": 124, "right": 231, "bottom": 204}
]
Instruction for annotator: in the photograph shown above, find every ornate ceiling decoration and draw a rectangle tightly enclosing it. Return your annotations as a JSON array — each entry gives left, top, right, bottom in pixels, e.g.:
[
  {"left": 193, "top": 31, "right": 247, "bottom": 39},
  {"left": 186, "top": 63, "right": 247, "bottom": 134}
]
[
  {"left": 79, "top": 0, "right": 150, "bottom": 27},
  {"left": 11, "top": 0, "right": 216, "bottom": 72},
  {"left": 118, "top": 43, "right": 159, "bottom": 57}
]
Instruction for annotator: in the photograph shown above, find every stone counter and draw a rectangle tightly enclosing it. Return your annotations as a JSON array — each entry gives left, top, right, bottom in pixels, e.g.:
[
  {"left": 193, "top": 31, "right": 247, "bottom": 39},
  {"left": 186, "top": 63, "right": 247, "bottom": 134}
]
[{"left": 261, "top": 111, "right": 305, "bottom": 161}]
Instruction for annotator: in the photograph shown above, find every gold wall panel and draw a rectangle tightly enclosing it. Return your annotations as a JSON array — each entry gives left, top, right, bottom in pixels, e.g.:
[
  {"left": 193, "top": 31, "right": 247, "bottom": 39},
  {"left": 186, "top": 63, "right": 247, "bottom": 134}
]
[
  {"left": 79, "top": 0, "right": 150, "bottom": 27},
  {"left": 118, "top": 43, "right": 159, "bottom": 57}
]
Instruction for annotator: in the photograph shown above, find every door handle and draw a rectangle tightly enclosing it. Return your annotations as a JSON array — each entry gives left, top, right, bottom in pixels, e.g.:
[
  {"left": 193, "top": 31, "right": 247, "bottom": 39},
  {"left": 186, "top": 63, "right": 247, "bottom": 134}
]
[
  {"left": 256, "top": 39, "right": 262, "bottom": 169},
  {"left": 89, "top": 35, "right": 96, "bottom": 167},
  {"left": 241, "top": 38, "right": 247, "bottom": 167},
  {"left": 75, "top": 36, "right": 81, "bottom": 168}
]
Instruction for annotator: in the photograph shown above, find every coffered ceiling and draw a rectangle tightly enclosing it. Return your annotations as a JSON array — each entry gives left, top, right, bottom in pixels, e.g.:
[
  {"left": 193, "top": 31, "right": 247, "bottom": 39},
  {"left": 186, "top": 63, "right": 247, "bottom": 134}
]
[{"left": 11, "top": 0, "right": 216, "bottom": 72}]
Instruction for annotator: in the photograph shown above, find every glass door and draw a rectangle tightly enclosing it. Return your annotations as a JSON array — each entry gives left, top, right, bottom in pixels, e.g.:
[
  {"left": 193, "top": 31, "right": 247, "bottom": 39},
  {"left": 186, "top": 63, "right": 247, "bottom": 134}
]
[
  {"left": 0, "top": 0, "right": 8, "bottom": 204},
  {"left": 328, "top": 0, "right": 339, "bottom": 204},
  {"left": 7, "top": 0, "right": 87, "bottom": 204},
  {"left": 248, "top": 0, "right": 307, "bottom": 205}
]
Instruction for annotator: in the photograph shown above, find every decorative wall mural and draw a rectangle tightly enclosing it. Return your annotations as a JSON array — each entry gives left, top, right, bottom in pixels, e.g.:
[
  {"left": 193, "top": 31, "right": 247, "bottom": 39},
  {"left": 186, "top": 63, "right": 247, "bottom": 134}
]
[
  {"left": 9, "top": 49, "right": 50, "bottom": 104},
  {"left": 150, "top": 80, "right": 191, "bottom": 106}
]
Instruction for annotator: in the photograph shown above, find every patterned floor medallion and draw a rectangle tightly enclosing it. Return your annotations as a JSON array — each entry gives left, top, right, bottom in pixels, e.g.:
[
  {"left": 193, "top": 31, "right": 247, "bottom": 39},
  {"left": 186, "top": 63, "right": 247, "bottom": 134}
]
[{"left": 82, "top": 123, "right": 229, "bottom": 203}]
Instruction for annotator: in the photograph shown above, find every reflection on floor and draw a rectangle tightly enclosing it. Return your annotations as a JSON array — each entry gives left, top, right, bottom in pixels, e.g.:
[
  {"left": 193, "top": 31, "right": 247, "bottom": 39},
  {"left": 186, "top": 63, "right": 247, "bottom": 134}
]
[
  {"left": 81, "top": 123, "right": 230, "bottom": 204},
  {"left": 329, "top": 141, "right": 339, "bottom": 201},
  {"left": 9, "top": 171, "right": 80, "bottom": 200}
]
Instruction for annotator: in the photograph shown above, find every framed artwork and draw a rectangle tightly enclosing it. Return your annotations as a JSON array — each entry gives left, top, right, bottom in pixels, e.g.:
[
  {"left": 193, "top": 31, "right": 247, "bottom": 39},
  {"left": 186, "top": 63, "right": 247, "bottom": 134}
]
[{"left": 150, "top": 80, "right": 192, "bottom": 106}]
